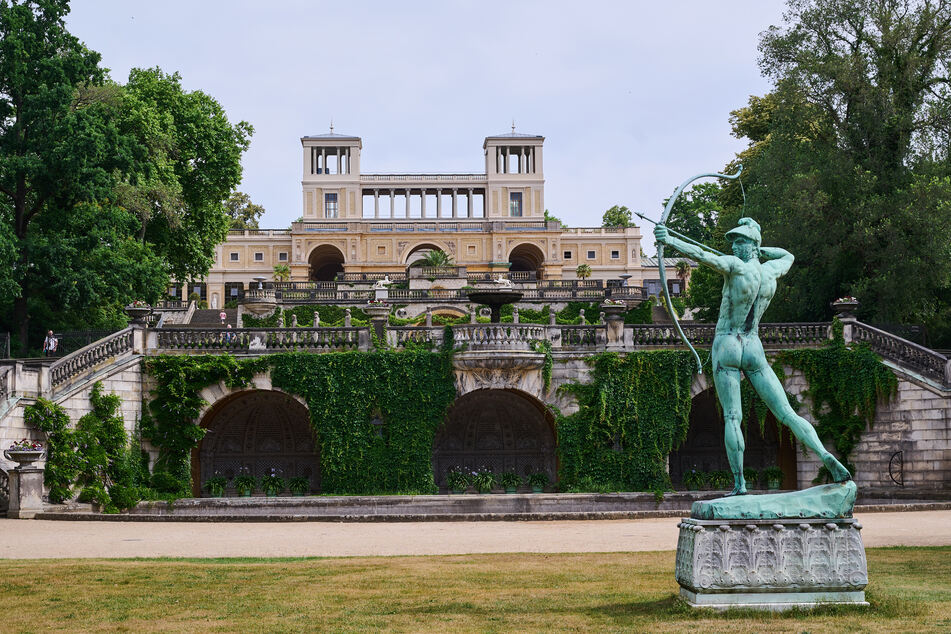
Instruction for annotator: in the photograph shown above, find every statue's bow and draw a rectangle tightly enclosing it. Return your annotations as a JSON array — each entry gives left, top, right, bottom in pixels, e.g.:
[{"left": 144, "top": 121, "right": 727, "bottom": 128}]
[{"left": 657, "top": 164, "right": 743, "bottom": 374}]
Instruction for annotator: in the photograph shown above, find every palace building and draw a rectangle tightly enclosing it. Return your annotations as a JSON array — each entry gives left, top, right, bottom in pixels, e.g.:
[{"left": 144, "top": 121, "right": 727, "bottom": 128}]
[{"left": 190, "top": 130, "right": 688, "bottom": 309}]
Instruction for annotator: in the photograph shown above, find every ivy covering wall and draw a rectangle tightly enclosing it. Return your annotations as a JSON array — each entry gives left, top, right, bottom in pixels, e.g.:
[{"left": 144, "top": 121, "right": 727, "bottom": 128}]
[{"left": 556, "top": 351, "right": 698, "bottom": 492}]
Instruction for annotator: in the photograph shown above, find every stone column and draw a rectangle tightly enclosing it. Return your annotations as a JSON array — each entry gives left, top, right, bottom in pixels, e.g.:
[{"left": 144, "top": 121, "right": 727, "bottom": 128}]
[
  {"left": 390, "top": 191, "right": 395, "bottom": 219},
  {"left": 337, "top": 150, "right": 342, "bottom": 175},
  {"left": 374, "top": 190, "right": 380, "bottom": 219},
  {"left": 7, "top": 466, "right": 44, "bottom": 519},
  {"left": 452, "top": 189, "right": 458, "bottom": 218},
  {"left": 321, "top": 148, "right": 326, "bottom": 174},
  {"left": 405, "top": 190, "right": 411, "bottom": 218},
  {"left": 436, "top": 189, "right": 442, "bottom": 218},
  {"left": 420, "top": 188, "right": 426, "bottom": 218},
  {"left": 467, "top": 190, "right": 473, "bottom": 218}
]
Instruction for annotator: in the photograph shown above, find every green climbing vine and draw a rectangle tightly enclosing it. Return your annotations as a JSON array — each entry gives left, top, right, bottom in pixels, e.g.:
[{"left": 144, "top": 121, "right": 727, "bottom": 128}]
[
  {"left": 776, "top": 319, "right": 897, "bottom": 480},
  {"left": 24, "top": 382, "right": 150, "bottom": 511},
  {"left": 531, "top": 339, "right": 553, "bottom": 392},
  {"left": 141, "top": 355, "right": 269, "bottom": 494},
  {"left": 269, "top": 351, "right": 456, "bottom": 494},
  {"left": 556, "top": 350, "right": 697, "bottom": 491}
]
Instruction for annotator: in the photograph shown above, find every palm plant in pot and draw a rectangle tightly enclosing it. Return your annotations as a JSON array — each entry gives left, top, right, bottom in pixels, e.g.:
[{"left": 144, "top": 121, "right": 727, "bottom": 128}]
[
  {"left": 446, "top": 466, "right": 470, "bottom": 494},
  {"left": 499, "top": 471, "right": 521, "bottom": 494},
  {"left": 260, "top": 473, "right": 285, "bottom": 497},
  {"left": 288, "top": 476, "right": 310, "bottom": 496},
  {"left": 472, "top": 468, "right": 496, "bottom": 494},
  {"left": 203, "top": 476, "right": 228, "bottom": 498},
  {"left": 233, "top": 474, "right": 257, "bottom": 497},
  {"left": 527, "top": 471, "right": 549, "bottom": 493}
]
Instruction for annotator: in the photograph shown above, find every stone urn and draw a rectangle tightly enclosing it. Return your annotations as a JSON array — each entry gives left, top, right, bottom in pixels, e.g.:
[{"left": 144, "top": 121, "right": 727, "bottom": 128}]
[
  {"left": 3, "top": 448, "right": 46, "bottom": 469},
  {"left": 364, "top": 304, "right": 390, "bottom": 320},
  {"left": 600, "top": 302, "right": 627, "bottom": 319},
  {"left": 831, "top": 297, "right": 859, "bottom": 319},
  {"left": 124, "top": 304, "right": 152, "bottom": 324}
]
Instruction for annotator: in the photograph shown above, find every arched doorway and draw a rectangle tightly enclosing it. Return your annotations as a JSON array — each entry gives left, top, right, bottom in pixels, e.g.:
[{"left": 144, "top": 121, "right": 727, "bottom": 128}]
[
  {"left": 432, "top": 389, "right": 556, "bottom": 487},
  {"left": 309, "top": 244, "right": 345, "bottom": 281},
  {"left": 405, "top": 242, "right": 451, "bottom": 267},
  {"left": 668, "top": 388, "right": 797, "bottom": 489},
  {"left": 508, "top": 243, "right": 545, "bottom": 277},
  {"left": 192, "top": 390, "right": 320, "bottom": 496}
]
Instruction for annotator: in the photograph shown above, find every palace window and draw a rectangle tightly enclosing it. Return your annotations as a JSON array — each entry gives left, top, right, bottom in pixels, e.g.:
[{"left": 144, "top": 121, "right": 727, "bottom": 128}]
[
  {"left": 509, "top": 192, "right": 522, "bottom": 217},
  {"left": 611, "top": 250, "right": 620, "bottom": 259},
  {"left": 278, "top": 252, "right": 288, "bottom": 262},
  {"left": 377, "top": 245, "right": 386, "bottom": 255},
  {"left": 254, "top": 252, "right": 264, "bottom": 262},
  {"left": 325, "top": 193, "right": 338, "bottom": 218},
  {"left": 563, "top": 250, "right": 572, "bottom": 260},
  {"left": 230, "top": 252, "right": 239, "bottom": 261},
  {"left": 467, "top": 245, "right": 476, "bottom": 255},
  {"left": 587, "top": 250, "right": 596, "bottom": 259}
]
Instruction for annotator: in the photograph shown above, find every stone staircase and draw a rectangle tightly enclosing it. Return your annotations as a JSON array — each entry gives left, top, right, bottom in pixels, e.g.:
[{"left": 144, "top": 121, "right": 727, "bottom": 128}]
[{"left": 186, "top": 308, "right": 237, "bottom": 328}]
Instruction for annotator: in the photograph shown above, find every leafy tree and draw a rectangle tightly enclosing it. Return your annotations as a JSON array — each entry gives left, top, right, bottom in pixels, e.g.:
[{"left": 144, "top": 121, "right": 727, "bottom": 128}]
[
  {"left": 602, "top": 205, "right": 633, "bottom": 228},
  {"left": 688, "top": 0, "right": 951, "bottom": 337},
  {"left": 576, "top": 263, "right": 592, "bottom": 280},
  {"left": 0, "top": 2, "right": 252, "bottom": 351},
  {"left": 544, "top": 208, "right": 563, "bottom": 226},
  {"left": 663, "top": 182, "right": 722, "bottom": 245},
  {"left": 225, "top": 191, "right": 265, "bottom": 230}
]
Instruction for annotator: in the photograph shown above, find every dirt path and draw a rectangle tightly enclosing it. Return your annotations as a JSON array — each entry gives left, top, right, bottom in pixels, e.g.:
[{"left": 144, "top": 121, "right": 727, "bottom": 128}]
[{"left": 2, "top": 510, "right": 949, "bottom": 559}]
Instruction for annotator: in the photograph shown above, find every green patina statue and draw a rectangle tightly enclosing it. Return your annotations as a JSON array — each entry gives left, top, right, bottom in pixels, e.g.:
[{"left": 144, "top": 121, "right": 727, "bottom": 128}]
[{"left": 654, "top": 218, "right": 851, "bottom": 496}]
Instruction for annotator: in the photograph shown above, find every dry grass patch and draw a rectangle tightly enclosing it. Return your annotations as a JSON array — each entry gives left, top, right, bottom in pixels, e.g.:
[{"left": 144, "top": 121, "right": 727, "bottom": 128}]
[{"left": 0, "top": 547, "right": 948, "bottom": 632}]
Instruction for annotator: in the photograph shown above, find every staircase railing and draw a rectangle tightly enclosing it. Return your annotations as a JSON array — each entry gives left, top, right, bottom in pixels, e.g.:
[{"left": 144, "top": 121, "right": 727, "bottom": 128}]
[{"left": 49, "top": 327, "right": 134, "bottom": 389}]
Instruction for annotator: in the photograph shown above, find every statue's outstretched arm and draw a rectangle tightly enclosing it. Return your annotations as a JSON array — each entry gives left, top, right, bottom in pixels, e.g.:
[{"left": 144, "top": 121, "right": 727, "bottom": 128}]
[{"left": 654, "top": 225, "right": 733, "bottom": 273}]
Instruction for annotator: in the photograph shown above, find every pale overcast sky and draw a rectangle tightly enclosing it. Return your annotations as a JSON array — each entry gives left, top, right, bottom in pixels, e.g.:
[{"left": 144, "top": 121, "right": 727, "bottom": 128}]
[{"left": 66, "top": 1, "right": 787, "bottom": 233}]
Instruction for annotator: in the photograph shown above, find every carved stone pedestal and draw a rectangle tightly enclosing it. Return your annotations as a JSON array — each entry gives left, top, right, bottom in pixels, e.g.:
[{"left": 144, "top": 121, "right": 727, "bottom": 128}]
[
  {"left": 7, "top": 466, "right": 45, "bottom": 519},
  {"left": 675, "top": 517, "right": 868, "bottom": 610}
]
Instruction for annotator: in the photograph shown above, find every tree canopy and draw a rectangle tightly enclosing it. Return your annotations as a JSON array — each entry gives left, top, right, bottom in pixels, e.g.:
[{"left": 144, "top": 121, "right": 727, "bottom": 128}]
[
  {"left": 601, "top": 205, "right": 633, "bottom": 228},
  {"left": 683, "top": 0, "right": 951, "bottom": 341},
  {"left": 225, "top": 191, "right": 265, "bottom": 230},
  {"left": 0, "top": 0, "right": 252, "bottom": 352}
]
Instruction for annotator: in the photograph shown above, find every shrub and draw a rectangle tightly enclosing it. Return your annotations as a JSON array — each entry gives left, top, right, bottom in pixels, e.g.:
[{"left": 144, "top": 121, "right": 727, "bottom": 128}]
[
  {"left": 233, "top": 474, "right": 257, "bottom": 495},
  {"left": 288, "top": 476, "right": 310, "bottom": 495},
  {"left": 471, "top": 469, "right": 496, "bottom": 493},
  {"left": 682, "top": 470, "right": 707, "bottom": 491},
  {"left": 203, "top": 476, "right": 228, "bottom": 497},
  {"left": 445, "top": 467, "right": 470, "bottom": 491},
  {"left": 109, "top": 484, "right": 142, "bottom": 510},
  {"left": 260, "top": 474, "right": 285, "bottom": 496},
  {"left": 151, "top": 471, "right": 185, "bottom": 494},
  {"left": 527, "top": 471, "right": 550, "bottom": 489},
  {"left": 743, "top": 467, "right": 759, "bottom": 489},
  {"left": 499, "top": 472, "right": 521, "bottom": 490},
  {"left": 708, "top": 470, "right": 732, "bottom": 490}
]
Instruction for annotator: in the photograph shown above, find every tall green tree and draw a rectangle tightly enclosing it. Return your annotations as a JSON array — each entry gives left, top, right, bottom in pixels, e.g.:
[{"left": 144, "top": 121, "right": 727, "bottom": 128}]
[
  {"left": 601, "top": 205, "right": 633, "bottom": 228},
  {"left": 225, "top": 191, "right": 265, "bottom": 230},
  {"left": 0, "top": 2, "right": 253, "bottom": 351},
  {"left": 689, "top": 0, "right": 951, "bottom": 335}
]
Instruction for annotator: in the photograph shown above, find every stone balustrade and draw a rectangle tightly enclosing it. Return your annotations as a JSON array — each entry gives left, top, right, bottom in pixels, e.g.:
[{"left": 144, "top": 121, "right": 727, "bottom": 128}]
[
  {"left": 387, "top": 327, "right": 442, "bottom": 349},
  {"left": 453, "top": 324, "right": 546, "bottom": 351},
  {"left": 153, "top": 327, "right": 366, "bottom": 353},
  {"left": 49, "top": 327, "right": 134, "bottom": 389},
  {"left": 851, "top": 321, "right": 950, "bottom": 384}
]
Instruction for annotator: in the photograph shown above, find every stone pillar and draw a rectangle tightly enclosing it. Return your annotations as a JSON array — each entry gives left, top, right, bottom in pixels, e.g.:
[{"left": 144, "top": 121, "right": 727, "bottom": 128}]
[
  {"left": 452, "top": 189, "right": 458, "bottom": 218},
  {"left": 467, "top": 190, "right": 473, "bottom": 218},
  {"left": 436, "top": 189, "right": 442, "bottom": 218},
  {"left": 7, "top": 467, "right": 44, "bottom": 519},
  {"left": 374, "top": 190, "right": 380, "bottom": 218},
  {"left": 321, "top": 148, "right": 326, "bottom": 173},
  {"left": 405, "top": 190, "right": 411, "bottom": 218},
  {"left": 420, "top": 188, "right": 426, "bottom": 218},
  {"left": 390, "top": 191, "right": 395, "bottom": 219}
]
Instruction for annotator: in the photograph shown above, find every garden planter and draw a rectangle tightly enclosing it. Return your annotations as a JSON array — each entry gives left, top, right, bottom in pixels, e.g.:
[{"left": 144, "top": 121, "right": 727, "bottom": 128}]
[
  {"left": 3, "top": 449, "right": 45, "bottom": 469},
  {"left": 531, "top": 486, "right": 544, "bottom": 493},
  {"left": 504, "top": 487, "right": 517, "bottom": 494},
  {"left": 767, "top": 479, "right": 782, "bottom": 490},
  {"left": 124, "top": 305, "right": 152, "bottom": 324}
]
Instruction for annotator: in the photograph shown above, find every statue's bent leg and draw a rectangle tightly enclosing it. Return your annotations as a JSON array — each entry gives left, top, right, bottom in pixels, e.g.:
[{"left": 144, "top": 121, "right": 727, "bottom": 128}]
[
  {"left": 746, "top": 366, "right": 851, "bottom": 483},
  {"left": 712, "top": 359, "right": 747, "bottom": 496}
]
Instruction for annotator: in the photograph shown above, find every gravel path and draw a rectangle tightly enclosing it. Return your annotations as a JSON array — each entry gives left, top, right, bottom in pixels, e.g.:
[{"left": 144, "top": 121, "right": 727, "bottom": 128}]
[{"left": 2, "top": 510, "right": 949, "bottom": 559}]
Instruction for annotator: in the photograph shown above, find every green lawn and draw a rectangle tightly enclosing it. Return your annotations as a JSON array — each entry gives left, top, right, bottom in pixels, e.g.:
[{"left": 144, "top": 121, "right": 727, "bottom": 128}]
[{"left": 2, "top": 547, "right": 948, "bottom": 632}]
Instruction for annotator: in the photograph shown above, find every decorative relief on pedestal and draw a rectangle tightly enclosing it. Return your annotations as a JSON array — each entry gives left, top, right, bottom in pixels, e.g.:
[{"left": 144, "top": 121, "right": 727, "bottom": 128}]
[{"left": 675, "top": 518, "right": 868, "bottom": 598}]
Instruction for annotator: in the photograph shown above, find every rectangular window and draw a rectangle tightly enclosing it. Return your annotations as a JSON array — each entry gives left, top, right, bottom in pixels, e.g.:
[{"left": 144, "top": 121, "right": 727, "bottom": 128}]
[
  {"left": 230, "top": 287, "right": 239, "bottom": 297},
  {"left": 377, "top": 246, "right": 386, "bottom": 255},
  {"left": 467, "top": 245, "right": 476, "bottom": 255},
  {"left": 230, "top": 252, "right": 239, "bottom": 262},
  {"left": 587, "top": 250, "right": 596, "bottom": 259},
  {"left": 168, "top": 287, "right": 177, "bottom": 297},
  {"left": 254, "top": 252, "right": 264, "bottom": 262},
  {"left": 509, "top": 192, "right": 522, "bottom": 217},
  {"left": 278, "top": 252, "right": 288, "bottom": 262},
  {"left": 563, "top": 250, "right": 572, "bottom": 260},
  {"left": 611, "top": 250, "right": 620, "bottom": 259},
  {"left": 325, "top": 192, "right": 338, "bottom": 218},
  {"left": 645, "top": 279, "right": 662, "bottom": 295}
]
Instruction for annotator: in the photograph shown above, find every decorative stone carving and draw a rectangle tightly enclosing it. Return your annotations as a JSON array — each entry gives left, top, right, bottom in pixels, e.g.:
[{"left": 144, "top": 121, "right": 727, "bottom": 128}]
[
  {"left": 452, "top": 351, "right": 545, "bottom": 398},
  {"left": 675, "top": 517, "right": 868, "bottom": 609}
]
